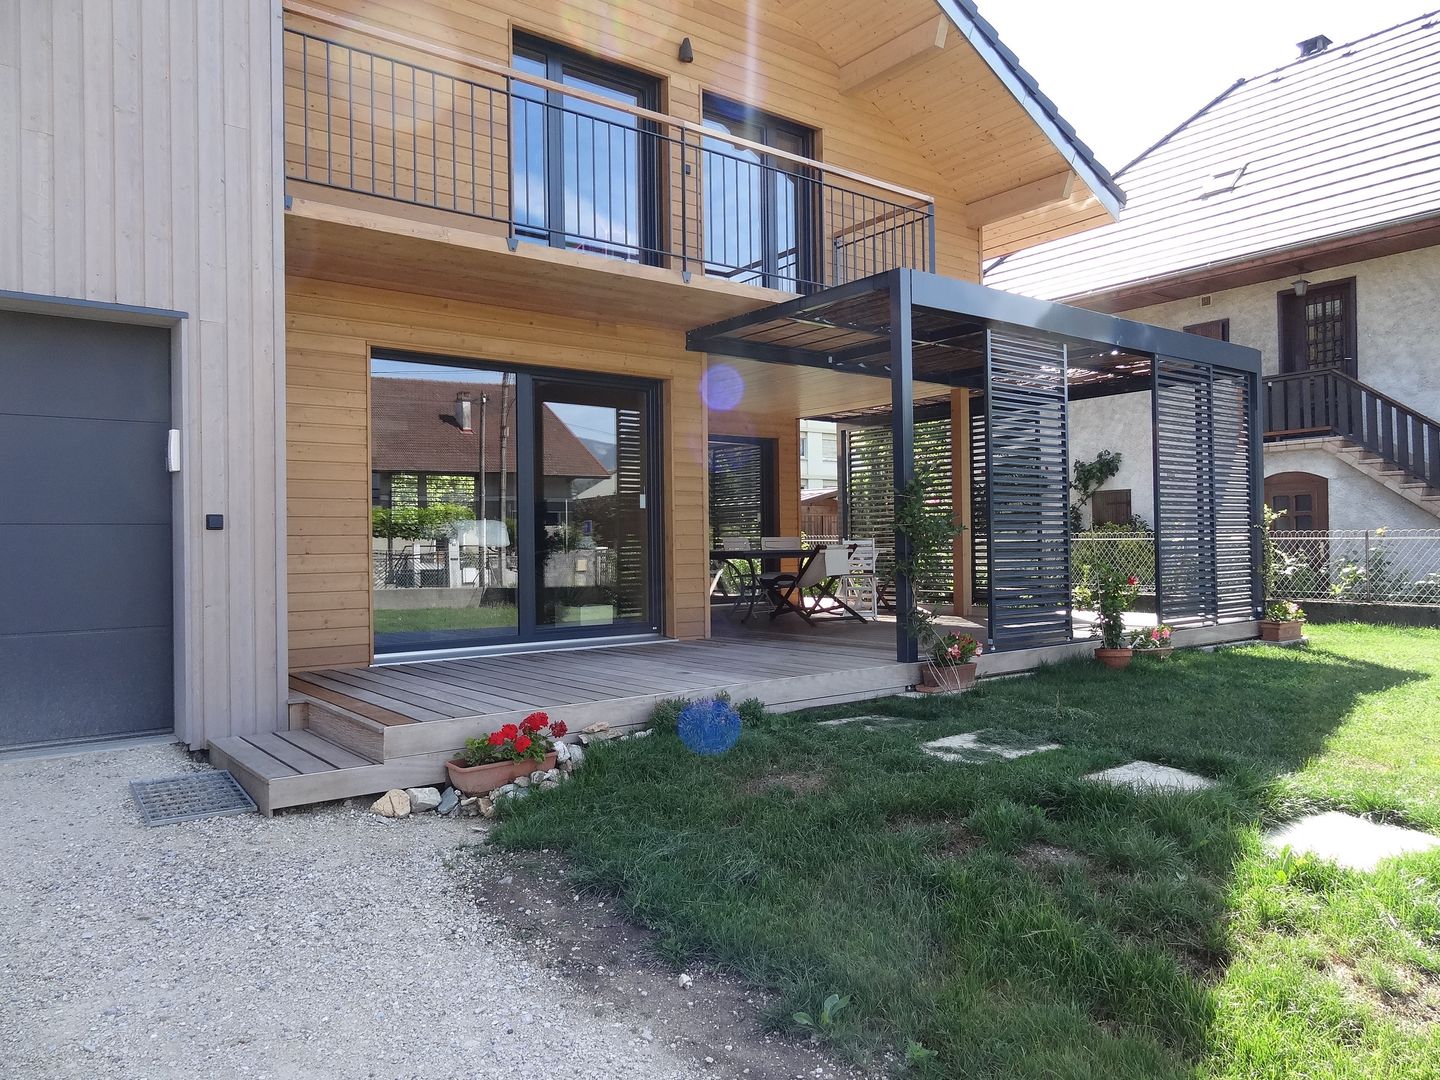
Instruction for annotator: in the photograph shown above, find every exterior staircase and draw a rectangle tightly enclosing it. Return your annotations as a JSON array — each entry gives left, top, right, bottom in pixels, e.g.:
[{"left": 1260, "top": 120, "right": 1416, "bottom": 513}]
[{"left": 1263, "top": 369, "right": 1440, "bottom": 518}]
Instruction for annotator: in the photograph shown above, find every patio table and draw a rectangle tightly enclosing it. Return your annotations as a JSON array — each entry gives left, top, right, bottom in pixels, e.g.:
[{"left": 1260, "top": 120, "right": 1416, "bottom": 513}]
[{"left": 709, "top": 546, "right": 818, "bottom": 621}]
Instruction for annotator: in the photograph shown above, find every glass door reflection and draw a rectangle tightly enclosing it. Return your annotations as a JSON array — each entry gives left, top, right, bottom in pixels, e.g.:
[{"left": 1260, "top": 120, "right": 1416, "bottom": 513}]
[{"left": 533, "top": 379, "right": 655, "bottom": 632}]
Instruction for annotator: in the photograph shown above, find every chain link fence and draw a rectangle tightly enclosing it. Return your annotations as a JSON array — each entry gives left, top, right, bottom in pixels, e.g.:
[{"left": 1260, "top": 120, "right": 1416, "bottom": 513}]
[
  {"left": 1270, "top": 530, "right": 1440, "bottom": 605},
  {"left": 1069, "top": 528, "right": 1440, "bottom": 606}
]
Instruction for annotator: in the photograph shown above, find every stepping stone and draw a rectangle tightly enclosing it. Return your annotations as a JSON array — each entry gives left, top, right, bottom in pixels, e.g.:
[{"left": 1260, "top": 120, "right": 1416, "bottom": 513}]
[
  {"left": 1084, "top": 761, "right": 1217, "bottom": 793},
  {"left": 922, "top": 732, "right": 1061, "bottom": 762},
  {"left": 1264, "top": 811, "right": 1440, "bottom": 872},
  {"left": 816, "top": 714, "right": 896, "bottom": 727}
]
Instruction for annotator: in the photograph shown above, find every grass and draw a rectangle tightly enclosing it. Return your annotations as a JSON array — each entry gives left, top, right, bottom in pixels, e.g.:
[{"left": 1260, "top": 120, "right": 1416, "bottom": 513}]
[
  {"left": 373, "top": 604, "right": 518, "bottom": 633},
  {"left": 485, "top": 624, "right": 1440, "bottom": 1077}
]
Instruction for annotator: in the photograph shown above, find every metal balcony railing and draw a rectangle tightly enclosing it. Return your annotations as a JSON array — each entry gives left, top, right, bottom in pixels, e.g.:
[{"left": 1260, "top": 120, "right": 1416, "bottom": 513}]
[{"left": 282, "top": 19, "right": 937, "bottom": 294}]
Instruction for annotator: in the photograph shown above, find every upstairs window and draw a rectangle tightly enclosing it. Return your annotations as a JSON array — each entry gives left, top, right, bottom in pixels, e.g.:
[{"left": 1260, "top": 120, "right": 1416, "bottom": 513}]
[
  {"left": 1278, "top": 278, "right": 1357, "bottom": 377},
  {"left": 511, "top": 34, "right": 662, "bottom": 264},
  {"left": 701, "top": 96, "right": 818, "bottom": 292}
]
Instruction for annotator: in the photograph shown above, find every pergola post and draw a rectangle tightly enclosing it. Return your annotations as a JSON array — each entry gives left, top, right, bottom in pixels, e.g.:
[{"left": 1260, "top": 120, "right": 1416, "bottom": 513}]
[
  {"left": 950, "top": 388, "right": 973, "bottom": 617},
  {"left": 889, "top": 273, "right": 917, "bottom": 663}
]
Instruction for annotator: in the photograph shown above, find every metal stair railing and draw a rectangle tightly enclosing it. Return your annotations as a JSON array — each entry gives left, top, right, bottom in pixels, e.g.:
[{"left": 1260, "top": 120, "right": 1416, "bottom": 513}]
[{"left": 1263, "top": 369, "right": 1440, "bottom": 491}]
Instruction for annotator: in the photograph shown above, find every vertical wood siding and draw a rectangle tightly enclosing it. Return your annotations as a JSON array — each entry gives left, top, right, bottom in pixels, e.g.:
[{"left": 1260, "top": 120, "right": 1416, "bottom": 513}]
[{"left": 0, "top": 0, "right": 286, "bottom": 747}]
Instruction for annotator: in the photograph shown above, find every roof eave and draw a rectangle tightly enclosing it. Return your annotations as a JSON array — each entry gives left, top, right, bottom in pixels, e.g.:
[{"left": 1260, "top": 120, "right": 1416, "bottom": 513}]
[{"left": 934, "top": 0, "right": 1125, "bottom": 217}]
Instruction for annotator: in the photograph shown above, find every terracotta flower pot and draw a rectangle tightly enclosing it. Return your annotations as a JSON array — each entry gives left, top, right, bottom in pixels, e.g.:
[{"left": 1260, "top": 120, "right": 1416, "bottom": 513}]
[
  {"left": 1094, "top": 647, "right": 1134, "bottom": 670},
  {"left": 1143, "top": 646, "right": 1174, "bottom": 661},
  {"left": 1259, "top": 620, "right": 1305, "bottom": 643},
  {"left": 921, "top": 661, "right": 977, "bottom": 692},
  {"left": 445, "top": 751, "right": 558, "bottom": 796}
]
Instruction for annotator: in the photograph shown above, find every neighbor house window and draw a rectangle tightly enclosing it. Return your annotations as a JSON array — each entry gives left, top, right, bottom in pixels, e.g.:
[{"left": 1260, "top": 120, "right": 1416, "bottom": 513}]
[
  {"left": 1264, "top": 472, "right": 1329, "bottom": 532},
  {"left": 1278, "top": 278, "right": 1357, "bottom": 377},
  {"left": 1183, "top": 319, "right": 1230, "bottom": 341},
  {"left": 1091, "top": 489, "right": 1133, "bottom": 527}
]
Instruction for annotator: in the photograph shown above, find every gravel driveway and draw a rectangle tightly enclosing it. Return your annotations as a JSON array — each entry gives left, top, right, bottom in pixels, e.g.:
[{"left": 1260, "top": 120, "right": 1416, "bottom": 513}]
[{"left": 0, "top": 742, "right": 707, "bottom": 1079}]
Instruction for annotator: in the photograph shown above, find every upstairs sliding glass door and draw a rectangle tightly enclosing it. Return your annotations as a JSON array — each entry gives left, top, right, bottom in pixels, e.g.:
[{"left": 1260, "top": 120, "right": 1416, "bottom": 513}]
[
  {"left": 511, "top": 33, "right": 661, "bottom": 264},
  {"left": 370, "top": 354, "right": 660, "bottom": 657}
]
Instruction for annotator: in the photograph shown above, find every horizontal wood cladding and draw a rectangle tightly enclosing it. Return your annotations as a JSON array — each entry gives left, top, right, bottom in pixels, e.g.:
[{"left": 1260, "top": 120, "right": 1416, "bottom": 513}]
[
  {"left": 285, "top": 276, "right": 712, "bottom": 670},
  {"left": 284, "top": 0, "right": 983, "bottom": 281}
]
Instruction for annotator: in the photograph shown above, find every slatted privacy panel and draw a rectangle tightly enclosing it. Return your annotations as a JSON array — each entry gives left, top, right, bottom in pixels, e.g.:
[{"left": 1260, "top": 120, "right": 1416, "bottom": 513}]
[
  {"left": 985, "top": 332, "right": 1072, "bottom": 650},
  {"left": 843, "top": 421, "right": 954, "bottom": 598},
  {"left": 969, "top": 404, "right": 989, "bottom": 602},
  {"left": 1213, "top": 370, "right": 1259, "bottom": 619},
  {"left": 708, "top": 440, "right": 767, "bottom": 543},
  {"left": 1153, "top": 359, "right": 1258, "bottom": 625}
]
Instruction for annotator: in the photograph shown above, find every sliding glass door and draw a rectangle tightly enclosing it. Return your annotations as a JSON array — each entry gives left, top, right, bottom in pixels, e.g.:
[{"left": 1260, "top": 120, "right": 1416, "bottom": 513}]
[{"left": 370, "top": 355, "right": 660, "bottom": 656}]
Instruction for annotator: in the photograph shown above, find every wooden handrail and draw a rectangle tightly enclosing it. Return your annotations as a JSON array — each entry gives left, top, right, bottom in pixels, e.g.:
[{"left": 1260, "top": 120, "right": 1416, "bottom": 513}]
[
  {"left": 1264, "top": 368, "right": 1440, "bottom": 489},
  {"left": 283, "top": 0, "right": 936, "bottom": 207}
]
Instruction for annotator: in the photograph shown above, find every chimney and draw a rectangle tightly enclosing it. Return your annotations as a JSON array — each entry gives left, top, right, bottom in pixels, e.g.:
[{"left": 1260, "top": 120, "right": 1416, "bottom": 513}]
[
  {"left": 455, "top": 392, "right": 473, "bottom": 432},
  {"left": 1297, "top": 34, "right": 1332, "bottom": 58}
]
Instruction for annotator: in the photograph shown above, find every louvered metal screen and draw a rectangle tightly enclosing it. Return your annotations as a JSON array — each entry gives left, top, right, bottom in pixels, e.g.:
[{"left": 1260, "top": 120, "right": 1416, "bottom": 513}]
[
  {"left": 614, "top": 406, "right": 648, "bottom": 621},
  {"left": 1153, "top": 358, "right": 1258, "bottom": 625},
  {"left": 843, "top": 420, "right": 953, "bottom": 598},
  {"left": 708, "top": 439, "right": 766, "bottom": 542},
  {"left": 969, "top": 405, "right": 989, "bottom": 602},
  {"left": 985, "top": 331, "right": 1071, "bottom": 650}
]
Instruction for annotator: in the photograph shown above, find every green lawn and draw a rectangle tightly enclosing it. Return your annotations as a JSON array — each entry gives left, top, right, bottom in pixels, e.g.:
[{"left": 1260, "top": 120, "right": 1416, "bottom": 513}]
[
  {"left": 486, "top": 625, "right": 1440, "bottom": 1078},
  {"left": 373, "top": 604, "right": 518, "bottom": 634}
]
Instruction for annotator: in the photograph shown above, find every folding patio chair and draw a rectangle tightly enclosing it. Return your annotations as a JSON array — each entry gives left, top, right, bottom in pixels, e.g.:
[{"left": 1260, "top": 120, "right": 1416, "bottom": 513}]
[
  {"left": 836, "top": 538, "right": 878, "bottom": 619},
  {"left": 765, "top": 544, "right": 864, "bottom": 624}
]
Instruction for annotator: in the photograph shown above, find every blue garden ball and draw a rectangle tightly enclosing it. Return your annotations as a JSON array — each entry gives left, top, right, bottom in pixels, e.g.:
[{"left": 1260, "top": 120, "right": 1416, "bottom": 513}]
[{"left": 677, "top": 698, "right": 742, "bottom": 756}]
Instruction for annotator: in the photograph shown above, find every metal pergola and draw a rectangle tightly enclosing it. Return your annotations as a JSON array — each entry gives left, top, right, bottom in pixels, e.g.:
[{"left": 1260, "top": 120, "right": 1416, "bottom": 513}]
[{"left": 688, "top": 269, "right": 1265, "bottom": 662}]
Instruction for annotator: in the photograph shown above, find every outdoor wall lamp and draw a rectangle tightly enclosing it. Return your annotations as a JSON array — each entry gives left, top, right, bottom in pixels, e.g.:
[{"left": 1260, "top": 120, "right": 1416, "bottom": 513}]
[
  {"left": 1292, "top": 278, "right": 1311, "bottom": 297},
  {"left": 678, "top": 37, "right": 694, "bottom": 63}
]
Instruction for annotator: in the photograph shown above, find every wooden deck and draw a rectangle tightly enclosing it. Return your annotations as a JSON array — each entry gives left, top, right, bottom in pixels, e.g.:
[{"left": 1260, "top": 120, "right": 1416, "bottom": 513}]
[{"left": 211, "top": 634, "right": 917, "bottom": 813}]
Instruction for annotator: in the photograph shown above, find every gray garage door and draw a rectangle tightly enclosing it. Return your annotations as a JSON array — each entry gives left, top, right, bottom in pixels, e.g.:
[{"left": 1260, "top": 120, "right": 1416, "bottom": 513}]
[{"left": 0, "top": 311, "right": 173, "bottom": 750}]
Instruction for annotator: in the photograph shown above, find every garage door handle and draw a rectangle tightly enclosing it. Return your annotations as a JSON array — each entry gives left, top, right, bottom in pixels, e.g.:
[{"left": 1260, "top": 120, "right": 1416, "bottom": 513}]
[{"left": 167, "top": 429, "right": 181, "bottom": 473}]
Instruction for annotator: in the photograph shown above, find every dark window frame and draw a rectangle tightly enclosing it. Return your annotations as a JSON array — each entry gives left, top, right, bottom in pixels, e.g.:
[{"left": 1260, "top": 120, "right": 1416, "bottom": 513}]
[
  {"left": 1277, "top": 277, "right": 1358, "bottom": 378},
  {"left": 701, "top": 93, "right": 820, "bottom": 291},
  {"left": 511, "top": 32, "right": 665, "bottom": 264}
]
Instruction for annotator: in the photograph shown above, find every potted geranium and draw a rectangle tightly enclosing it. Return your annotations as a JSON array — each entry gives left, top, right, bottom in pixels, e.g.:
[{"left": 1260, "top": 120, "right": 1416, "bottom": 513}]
[
  {"left": 445, "top": 711, "right": 567, "bottom": 795},
  {"left": 920, "top": 632, "right": 982, "bottom": 692},
  {"left": 1260, "top": 599, "right": 1307, "bottom": 642},
  {"left": 1130, "top": 623, "right": 1174, "bottom": 660},
  {"left": 1075, "top": 566, "right": 1140, "bottom": 669}
]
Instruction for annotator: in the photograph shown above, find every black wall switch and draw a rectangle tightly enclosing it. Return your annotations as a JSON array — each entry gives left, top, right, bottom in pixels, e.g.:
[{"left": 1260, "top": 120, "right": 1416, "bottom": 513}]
[{"left": 206, "top": 514, "right": 225, "bottom": 531}]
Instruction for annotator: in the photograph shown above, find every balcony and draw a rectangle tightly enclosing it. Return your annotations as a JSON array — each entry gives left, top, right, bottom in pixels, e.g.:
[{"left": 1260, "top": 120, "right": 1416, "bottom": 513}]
[{"left": 281, "top": 16, "right": 936, "bottom": 320}]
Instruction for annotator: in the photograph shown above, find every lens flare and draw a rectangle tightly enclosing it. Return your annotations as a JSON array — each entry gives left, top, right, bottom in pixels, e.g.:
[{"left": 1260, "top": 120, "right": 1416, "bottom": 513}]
[{"left": 701, "top": 363, "right": 744, "bottom": 411}]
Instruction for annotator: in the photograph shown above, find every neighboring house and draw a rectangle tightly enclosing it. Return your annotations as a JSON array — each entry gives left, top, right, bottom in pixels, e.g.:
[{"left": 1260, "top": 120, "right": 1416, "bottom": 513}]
[
  {"left": 5, "top": 0, "right": 1265, "bottom": 808},
  {"left": 800, "top": 420, "right": 839, "bottom": 492},
  {"left": 987, "top": 13, "right": 1440, "bottom": 534}
]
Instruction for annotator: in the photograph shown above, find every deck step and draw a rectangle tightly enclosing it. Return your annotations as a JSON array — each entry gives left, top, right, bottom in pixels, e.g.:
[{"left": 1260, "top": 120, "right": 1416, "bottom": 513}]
[{"left": 295, "top": 695, "right": 387, "bottom": 763}]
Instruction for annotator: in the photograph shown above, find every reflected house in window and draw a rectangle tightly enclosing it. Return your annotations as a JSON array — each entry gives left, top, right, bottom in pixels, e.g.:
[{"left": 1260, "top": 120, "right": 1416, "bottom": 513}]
[{"left": 370, "top": 377, "right": 610, "bottom": 521}]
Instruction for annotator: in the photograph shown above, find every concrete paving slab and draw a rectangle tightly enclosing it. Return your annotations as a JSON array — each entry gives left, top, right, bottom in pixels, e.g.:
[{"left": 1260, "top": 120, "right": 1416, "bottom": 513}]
[
  {"left": 1264, "top": 811, "right": 1440, "bottom": 871},
  {"left": 922, "top": 732, "right": 1061, "bottom": 762},
  {"left": 815, "top": 714, "right": 899, "bottom": 727},
  {"left": 1083, "top": 761, "right": 1217, "bottom": 793}
]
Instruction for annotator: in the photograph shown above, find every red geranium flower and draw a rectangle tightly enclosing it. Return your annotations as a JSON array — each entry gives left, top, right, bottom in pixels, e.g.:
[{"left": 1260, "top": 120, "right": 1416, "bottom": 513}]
[
  {"left": 498, "top": 723, "right": 519, "bottom": 741},
  {"left": 1126, "top": 576, "right": 1139, "bottom": 586},
  {"left": 521, "top": 712, "right": 548, "bottom": 733},
  {"left": 548, "top": 720, "right": 567, "bottom": 738},
  {"left": 487, "top": 730, "right": 506, "bottom": 746},
  {"left": 513, "top": 734, "right": 532, "bottom": 754}
]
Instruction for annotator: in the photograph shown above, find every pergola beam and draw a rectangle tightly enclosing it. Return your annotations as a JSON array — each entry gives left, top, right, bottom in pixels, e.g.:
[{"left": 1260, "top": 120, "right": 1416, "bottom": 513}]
[{"left": 839, "top": 15, "right": 949, "bottom": 96}]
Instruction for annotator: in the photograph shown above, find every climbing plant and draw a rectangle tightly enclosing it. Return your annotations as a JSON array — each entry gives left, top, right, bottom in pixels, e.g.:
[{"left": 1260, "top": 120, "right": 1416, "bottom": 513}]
[
  {"left": 1069, "top": 449, "right": 1122, "bottom": 532},
  {"left": 894, "top": 466, "right": 965, "bottom": 653}
]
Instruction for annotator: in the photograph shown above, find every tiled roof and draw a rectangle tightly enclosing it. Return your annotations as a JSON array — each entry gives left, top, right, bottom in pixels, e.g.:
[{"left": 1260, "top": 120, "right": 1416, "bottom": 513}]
[
  {"left": 985, "top": 12, "right": 1440, "bottom": 301},
  {"left": 371, "top": 377, "right": 610, "bottom": 478}
]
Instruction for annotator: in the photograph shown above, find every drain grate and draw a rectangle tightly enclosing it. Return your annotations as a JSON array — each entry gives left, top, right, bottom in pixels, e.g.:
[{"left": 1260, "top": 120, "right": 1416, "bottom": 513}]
[{"left": 130, "top": 771, "right": 257, "bottom": 826}]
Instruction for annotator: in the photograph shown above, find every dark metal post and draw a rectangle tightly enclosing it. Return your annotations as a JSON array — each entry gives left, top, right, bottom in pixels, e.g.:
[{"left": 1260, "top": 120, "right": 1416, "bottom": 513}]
[
  {"left": 836, "top": 426, "right": 850, "bottom": 538},
  {"left": 927, "top": 203, "right": 937, "bottom": 273},
  {"left": 889, "top": 272, "right": 917, "bottom": 663}
]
